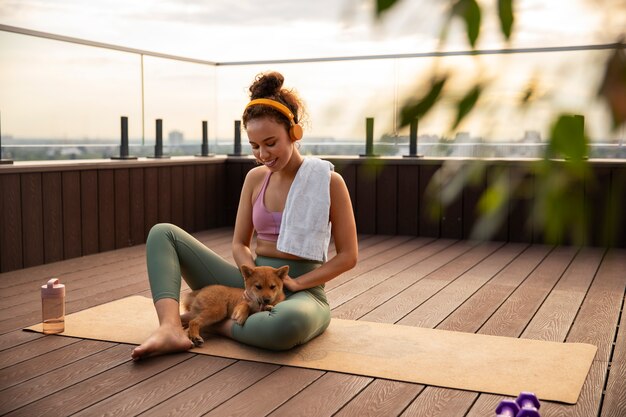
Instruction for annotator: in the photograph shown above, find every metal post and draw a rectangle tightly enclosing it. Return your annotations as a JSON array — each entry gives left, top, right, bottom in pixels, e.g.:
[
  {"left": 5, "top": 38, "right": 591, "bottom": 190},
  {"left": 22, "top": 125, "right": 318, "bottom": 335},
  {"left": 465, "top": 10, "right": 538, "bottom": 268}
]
[
  {"left": 196, "top": 120, "right": 214, "bottom": 157},
  {"left": 0, "top": 110, "right": 14, "bottom": 164},
  {"left": 228, "top": 120, "right": 243, "bottom": 156},
  {"left": 360, "top": 117, "right": 378, "bottom": 157},
  {"left": 111, "top": 116, "right": 137, "bottom": 160},
  {"left": 148, "top": 119, "right": 169, "bottom": 158},
  {"left": 404, "top": 117, "right": 423, "bottom": 158}
]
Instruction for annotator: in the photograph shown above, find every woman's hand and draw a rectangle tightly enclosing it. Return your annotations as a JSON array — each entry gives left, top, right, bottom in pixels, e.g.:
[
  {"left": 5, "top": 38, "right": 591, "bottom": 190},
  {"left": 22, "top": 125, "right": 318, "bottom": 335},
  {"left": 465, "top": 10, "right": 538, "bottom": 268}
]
[{"left": 282, "top": 274, "right": 302, "bottom": 292}]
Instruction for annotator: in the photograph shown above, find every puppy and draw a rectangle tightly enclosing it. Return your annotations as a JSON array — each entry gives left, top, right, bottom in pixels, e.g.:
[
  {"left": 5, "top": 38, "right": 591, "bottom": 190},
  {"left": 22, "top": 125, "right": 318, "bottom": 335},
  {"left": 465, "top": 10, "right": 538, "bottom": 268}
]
[{"left": 181, "top": 264, "right": 288, "bottom": 347}]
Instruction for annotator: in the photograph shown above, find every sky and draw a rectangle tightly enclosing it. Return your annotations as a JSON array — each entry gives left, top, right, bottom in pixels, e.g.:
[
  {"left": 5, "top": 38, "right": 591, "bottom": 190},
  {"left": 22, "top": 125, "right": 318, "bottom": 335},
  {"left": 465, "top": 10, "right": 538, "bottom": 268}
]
[{"left": 0, "top": 0, "right": 625, "bottom": 143}]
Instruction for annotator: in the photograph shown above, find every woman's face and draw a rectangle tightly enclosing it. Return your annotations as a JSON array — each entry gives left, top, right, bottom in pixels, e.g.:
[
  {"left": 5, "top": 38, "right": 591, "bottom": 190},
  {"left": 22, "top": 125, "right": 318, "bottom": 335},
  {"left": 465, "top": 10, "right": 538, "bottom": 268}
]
[{"left": 246, "top": 117, "right": 297, "bottom": 172}]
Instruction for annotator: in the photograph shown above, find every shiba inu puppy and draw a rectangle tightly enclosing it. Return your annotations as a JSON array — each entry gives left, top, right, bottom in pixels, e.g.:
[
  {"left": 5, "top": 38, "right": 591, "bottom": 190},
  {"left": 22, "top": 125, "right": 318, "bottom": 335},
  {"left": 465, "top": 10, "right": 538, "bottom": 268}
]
[{"left": 181, "top": 264, "right": 288, "bottom": 347}]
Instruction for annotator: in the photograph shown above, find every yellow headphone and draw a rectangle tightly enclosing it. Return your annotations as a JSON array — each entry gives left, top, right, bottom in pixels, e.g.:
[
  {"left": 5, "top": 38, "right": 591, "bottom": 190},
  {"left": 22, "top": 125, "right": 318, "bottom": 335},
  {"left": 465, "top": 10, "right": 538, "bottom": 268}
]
[{"left": 245, "top": 98, "right": 303, "bottom": 141}]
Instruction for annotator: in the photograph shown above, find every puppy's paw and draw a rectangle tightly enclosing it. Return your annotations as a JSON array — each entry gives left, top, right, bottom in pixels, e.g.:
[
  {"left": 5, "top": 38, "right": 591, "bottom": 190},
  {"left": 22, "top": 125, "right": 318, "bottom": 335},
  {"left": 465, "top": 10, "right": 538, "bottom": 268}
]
[
  {"left": 263, "top": 304, "right": 275, "bottom": 311},
  {"left": 190, "top": 335, "right": 204, "bottom": 347},
  {"left": 231, "top": 310, "right": 249, "bottom": 325}
]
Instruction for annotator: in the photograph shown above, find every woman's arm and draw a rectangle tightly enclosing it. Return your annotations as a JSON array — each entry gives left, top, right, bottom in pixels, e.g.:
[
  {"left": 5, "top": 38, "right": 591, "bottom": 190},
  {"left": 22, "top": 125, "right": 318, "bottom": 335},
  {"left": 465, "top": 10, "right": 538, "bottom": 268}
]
[
  {"left": 232, "top": 168, "right": 263, "bottom": 270},
  {"left": 282, "top": 171, "right": 358, "bottom": 292}
]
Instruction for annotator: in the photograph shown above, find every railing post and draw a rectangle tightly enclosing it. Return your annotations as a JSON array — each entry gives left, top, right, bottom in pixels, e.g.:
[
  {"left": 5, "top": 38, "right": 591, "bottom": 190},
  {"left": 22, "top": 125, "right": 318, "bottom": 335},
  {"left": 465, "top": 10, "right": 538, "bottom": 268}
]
[
  {"left": 111, "top": 116, "right": 137, "bottom": 160},
  {"left": 196, "top": 120, "right": 214, "bottom": 157},
  {"left": 360, "top": 117, "right": 378, "bottom": 157},
  {"left": 0, "top": 110, "right": 14, "bottom": 164},
  {"left": 228, "top": 120, "right": 243, "bottom": 156},
  {"left": 404, "top": 117, "right": 423, "bottom": 158},
  {"left": 148, "top": 119, "right": 169, "bottom": 158}
]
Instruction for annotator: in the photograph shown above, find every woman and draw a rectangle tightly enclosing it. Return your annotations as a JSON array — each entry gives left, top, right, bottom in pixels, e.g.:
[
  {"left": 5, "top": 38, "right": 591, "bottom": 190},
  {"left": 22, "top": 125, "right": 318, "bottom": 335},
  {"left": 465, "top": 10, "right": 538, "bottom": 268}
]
[{"left": 132, "top": 71, "right": 358, "bottom": 360}]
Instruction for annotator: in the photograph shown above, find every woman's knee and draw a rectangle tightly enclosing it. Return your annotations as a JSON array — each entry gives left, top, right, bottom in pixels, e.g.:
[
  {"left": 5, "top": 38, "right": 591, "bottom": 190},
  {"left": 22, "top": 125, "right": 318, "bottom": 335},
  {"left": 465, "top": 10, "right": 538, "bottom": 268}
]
[
  {"left": 263, "top": 304, "right": 330, "bottom": 350},
  {"left": 147, "top": 223, "right": 177, "bottom": 241}
]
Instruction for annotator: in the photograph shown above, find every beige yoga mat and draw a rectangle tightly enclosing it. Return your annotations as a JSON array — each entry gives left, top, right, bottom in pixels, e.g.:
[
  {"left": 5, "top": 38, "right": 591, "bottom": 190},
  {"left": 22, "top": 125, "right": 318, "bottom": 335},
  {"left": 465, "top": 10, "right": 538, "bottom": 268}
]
[{"left": 25, "top": 296, "right": 596, "bottom": 404}]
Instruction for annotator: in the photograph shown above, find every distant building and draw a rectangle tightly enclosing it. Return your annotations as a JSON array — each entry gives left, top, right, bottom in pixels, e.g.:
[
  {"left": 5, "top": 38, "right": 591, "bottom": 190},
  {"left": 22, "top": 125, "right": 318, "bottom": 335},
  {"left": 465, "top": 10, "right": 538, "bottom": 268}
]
[
  {"left": 169, "top": 130, "right": 184, "bottom": 145},
  {"left": 522, "top": 130, "right": 541, "bottom": 143}
]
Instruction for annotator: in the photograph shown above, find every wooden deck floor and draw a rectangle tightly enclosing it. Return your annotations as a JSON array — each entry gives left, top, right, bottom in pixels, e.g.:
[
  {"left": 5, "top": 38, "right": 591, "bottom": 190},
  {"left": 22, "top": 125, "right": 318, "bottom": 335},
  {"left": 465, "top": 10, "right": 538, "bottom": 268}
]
[{"left": 0, "top": 228, "right": 625, "bottom": 417}]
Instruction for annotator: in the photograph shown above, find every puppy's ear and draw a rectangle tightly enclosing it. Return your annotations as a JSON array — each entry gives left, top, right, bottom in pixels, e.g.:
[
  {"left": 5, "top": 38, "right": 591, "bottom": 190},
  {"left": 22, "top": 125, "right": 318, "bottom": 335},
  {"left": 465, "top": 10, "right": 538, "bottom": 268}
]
[
  {"left": 240, "top": 265, "right": 255, "bottom": 280},
  {"left": 275, "top": 265, "right": 289, "bottom": 279}
]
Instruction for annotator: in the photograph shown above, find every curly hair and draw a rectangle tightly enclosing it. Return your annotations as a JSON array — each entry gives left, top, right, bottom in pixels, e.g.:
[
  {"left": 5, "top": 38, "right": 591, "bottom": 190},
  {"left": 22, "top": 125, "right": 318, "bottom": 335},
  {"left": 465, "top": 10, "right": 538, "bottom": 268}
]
[{"left": 242, "top": 71, "right": 306, "bottom": 134}]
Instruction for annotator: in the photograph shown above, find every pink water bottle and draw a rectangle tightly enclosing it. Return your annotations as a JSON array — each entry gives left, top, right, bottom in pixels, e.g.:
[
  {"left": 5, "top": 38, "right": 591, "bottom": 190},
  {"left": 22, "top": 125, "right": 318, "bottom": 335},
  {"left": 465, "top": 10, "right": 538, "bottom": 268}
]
[{"left": 41, "top": 278, "right": 65, "bottom": 334}]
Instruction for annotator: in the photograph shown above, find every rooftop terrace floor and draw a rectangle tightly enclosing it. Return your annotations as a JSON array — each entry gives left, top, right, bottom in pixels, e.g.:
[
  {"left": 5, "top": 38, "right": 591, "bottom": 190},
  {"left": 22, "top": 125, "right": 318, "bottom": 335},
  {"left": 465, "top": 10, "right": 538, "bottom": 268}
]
[{"left": 0, "top": 228, "right": 625, "bottom": 416}]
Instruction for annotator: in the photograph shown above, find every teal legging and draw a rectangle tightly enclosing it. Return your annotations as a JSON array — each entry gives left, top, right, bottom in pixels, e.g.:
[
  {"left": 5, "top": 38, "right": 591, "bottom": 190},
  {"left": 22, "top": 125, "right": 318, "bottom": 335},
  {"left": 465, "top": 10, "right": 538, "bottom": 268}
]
[{"left": 146, "top": 223, "right": 331, "bottom": 351}]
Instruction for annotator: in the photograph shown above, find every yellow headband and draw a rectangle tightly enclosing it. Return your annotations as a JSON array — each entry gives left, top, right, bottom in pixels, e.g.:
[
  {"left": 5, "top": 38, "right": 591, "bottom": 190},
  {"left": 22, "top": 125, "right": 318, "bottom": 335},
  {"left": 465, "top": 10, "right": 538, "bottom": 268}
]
[{"left": 245, "top": 98, "right": 303, "bottom": 140}]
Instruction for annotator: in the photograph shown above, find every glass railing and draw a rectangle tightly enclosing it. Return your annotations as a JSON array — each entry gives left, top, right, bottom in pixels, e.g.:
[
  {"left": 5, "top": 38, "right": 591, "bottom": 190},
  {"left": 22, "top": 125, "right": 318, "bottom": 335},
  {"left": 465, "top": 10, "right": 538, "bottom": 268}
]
[{"left": 1, "top": 24, "right": 624, "bottom": 161}]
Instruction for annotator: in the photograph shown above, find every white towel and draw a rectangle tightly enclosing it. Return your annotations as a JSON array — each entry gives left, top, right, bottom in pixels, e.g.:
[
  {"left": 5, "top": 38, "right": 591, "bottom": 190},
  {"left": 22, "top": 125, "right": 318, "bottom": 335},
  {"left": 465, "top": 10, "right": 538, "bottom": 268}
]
[{"left": 277, "top": 157, "right": 334, "bottom": 262}]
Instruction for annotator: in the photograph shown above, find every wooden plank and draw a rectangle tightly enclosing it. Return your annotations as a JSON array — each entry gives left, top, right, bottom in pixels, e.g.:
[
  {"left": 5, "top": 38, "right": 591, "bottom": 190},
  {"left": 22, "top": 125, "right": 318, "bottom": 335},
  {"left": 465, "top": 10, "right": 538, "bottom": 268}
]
[
  {"left": 213, "top": 162, "right": 226, "bottom": 227},
  {"left": 170, "top": 165, "right": 184, "bottom": 228},
  {"left": 602, "top": 290, "right": 626, "bottom": 417},
  {"left": 359, "top": 240, "right": 475, "bottom": 324},
  {"left": 21, "top": 173, "right": 44, "bottom": 267},
  {"left": 397, "top": 165, "right": 419, "bottom": 236},
  {"left": 157, "top": 166, "right": 171, "bottom": 224},
  {"left": 206, "top": 164, "right": 218, "bottom": 228},
  {"left": 143, "top": 167, "right": 158, "bottom": 240},
  {"left": 195, "top": 164, "right": 207, "bottom": 231},
  {"left": 325, "top": 235, "right": 416, "bottom": 291},
  {"left": 539, "top": 248, "right": 626, "bottom": 417},
  {"left": 486, "top": 163, "right": 509, "bottom": 242},
  {"left": 462, "top": 163, "right": 486, "bottom": 240},
  {"left": 0, "top": 346, "right": 183, "bottom": 416},
  {"left": 478, "top": 246, "right": 577, "bottom": 337},
  {"left": 419, "top": 164, "right": 440, "bottom": 237},
  {"left": 401, "top": 389, "right": 476, "bottom": 417},
  {"left": 182, "top": 165, "right": 196, "bottom": 232},
  {"left": 73, "top": 356, "right": 233, "bottom": 417},
  {"left": 335, "top": 161, "right": 357, "bottom": 214},
  {"left": 331, "top": 240, "right": 456, "bottom": 320},
  {"left": 376, "top": 164, "right": 397, "bottom": 235},
  {"left": 0, "top": 340, "right": 112, "bottom": 390},
  {"left": 114, "top": 169, "right": 130, "bottom": 249},
  {"left": 129, "top": 168, "right": 145, "bottom": 246},
  {"left": 269, "top": 373, "right": 372, "bottom": 417},
  {"left": 80, "top": 170, "right": 99, "bottom": 256},
  {"left": 440, "top": 163, "right": 464, "bottom": 240},
  {"left": 62, "top": 171, "right": 81, "bottom": 259},
  {"left": 437, "top": 244, "right": 549, "bottom": 333},
  {"left": 205, "top": 367, "right": 323, "bottom": 417},
  {"left": 520, "top": 247, "right": 603, "bottom": 341},
  {"left": 356, "top": 163, "right": 377, "bottom": 234},
  {"left": 144, "top": 361, "right": 279, "bottom": 416},
  {"left": 328, "top": 237, "right": 441, "bottom": 309},
  {"left": 0, "top": 174, "right": 22, "bottom": 272},
  {"left": 42, "top": 172, "right": 63, "bottom": 263},
  {"left": 0, "top": 336, "right": 78, "bottom": 370},
  {"left": 398, "top": 242, "right": 519, "bottom": 328},
  {"left": 508, "top": 166, "right": 533, "bottom": 243},
  {"left": 610, "top": 167, "right": 626, "bottom": 248},
  {"left": 224, "top": 162, "right": 244, "bottom": 226},
  {"left": 335, "top": 380, "right": 423, "bottom": 417},
  {"left": 97, "top": 170, "right": 115, "bottom": 252},
  {"left": 0, "top": 330, "right": 42, "bottom": 352},
  {"left": 413, "top": 245, "right": 592, "bottom": 417}
]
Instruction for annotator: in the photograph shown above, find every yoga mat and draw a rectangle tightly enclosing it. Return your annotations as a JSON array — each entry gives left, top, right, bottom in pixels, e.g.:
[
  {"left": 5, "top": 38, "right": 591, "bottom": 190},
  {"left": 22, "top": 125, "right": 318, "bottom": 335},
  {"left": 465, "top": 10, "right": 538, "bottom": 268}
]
[{"left": 25, "top": 296, "right": 596, "bottom": 404}]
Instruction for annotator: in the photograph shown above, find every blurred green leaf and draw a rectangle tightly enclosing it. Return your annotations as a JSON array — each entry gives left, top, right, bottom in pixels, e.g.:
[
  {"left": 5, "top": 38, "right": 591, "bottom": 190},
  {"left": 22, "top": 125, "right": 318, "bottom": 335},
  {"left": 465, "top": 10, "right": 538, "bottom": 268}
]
[
  {"left": 547, "top": 114, "right": 589, "bottom": 172},
  {"left": 598, "top": 45, "right": 626, "bottom": 130},
  {"left": 451, "top": 83, "right": 483, "bottom": 130},
  {"left": 497, "top": 0, "right": 514, "bottom": 40},
  {"left": 375, "top": 0, "right": 399, "bottom": 18},
  {"left": 399, "top": 75, "right": 448, "bottom": 127},
  {"left": 452, "top": 0, "right": 481, "bottom": 48}
]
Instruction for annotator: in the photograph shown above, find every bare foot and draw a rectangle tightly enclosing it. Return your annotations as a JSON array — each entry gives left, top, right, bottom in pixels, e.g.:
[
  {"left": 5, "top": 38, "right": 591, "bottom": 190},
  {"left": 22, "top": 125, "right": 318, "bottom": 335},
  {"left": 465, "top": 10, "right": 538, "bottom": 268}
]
[{"left": 131, "top": 324, "right": 193, "bottom": 361}]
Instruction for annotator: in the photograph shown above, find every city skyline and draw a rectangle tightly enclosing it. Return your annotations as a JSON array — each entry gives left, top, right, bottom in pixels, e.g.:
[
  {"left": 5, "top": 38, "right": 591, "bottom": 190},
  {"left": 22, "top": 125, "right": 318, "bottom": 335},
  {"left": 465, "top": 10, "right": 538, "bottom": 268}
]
[{"left": 1, "top": 1, "right": 625, "bottom": 144}]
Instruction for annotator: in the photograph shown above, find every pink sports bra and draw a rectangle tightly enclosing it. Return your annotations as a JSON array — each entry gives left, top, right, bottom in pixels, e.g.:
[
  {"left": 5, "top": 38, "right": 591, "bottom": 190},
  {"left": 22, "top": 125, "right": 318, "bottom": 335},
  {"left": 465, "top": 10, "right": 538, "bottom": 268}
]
[{"left": 252, "top": 171, "right": 282, "bottom": 242}]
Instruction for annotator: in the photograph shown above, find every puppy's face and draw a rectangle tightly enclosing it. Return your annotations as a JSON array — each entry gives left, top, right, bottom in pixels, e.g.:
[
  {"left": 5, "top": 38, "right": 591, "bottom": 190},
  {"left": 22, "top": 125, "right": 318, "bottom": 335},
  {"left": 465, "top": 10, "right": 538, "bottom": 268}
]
[{"left": 240, "top": 265, "right": 288, "bottom": 305}]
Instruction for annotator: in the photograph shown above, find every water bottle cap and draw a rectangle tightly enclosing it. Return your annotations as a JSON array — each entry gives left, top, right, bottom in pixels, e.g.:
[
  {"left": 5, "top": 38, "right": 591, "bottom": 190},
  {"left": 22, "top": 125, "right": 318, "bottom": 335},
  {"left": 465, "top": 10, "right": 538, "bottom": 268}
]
[{"left": 41, "top": 278, "right": 65, "bottom": 297}]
